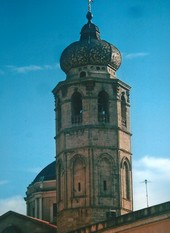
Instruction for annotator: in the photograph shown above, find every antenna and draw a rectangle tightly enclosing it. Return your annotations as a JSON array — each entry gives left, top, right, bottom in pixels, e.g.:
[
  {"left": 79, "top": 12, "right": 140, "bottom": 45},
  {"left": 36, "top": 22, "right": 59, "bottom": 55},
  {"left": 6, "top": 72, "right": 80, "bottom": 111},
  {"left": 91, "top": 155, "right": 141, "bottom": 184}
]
[{"left": 141, "top": 179, "right": 151, "bottom": 208}]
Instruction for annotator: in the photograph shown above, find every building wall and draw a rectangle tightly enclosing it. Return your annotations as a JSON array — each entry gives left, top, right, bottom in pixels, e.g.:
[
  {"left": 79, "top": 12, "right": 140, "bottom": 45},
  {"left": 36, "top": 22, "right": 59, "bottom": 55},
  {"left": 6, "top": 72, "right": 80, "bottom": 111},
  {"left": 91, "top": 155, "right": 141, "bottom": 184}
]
[
  {"left": 67, "top": 202, "right": 170, "bottom": 233},
  {"left": 25, "top": 180, "right": 56, "bottom": 223},
  {"left": 100, "top": 215, "right": 170, "bottom": 233}
]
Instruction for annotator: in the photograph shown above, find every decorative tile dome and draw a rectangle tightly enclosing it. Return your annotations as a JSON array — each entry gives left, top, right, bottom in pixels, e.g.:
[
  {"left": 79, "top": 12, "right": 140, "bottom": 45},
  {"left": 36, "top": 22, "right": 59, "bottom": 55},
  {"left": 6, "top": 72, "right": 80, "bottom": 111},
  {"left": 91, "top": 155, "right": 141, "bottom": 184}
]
[{"left": 60, "top": 12, "right": 122, "bottom": 74}]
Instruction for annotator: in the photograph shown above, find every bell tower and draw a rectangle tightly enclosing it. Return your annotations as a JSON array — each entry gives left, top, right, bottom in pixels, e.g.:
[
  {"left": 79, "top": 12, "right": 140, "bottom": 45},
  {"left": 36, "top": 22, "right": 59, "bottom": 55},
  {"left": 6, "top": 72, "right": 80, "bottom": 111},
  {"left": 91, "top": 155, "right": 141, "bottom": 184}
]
[{"left": 53, "top": 7, "right": 133, "bottom": 233}]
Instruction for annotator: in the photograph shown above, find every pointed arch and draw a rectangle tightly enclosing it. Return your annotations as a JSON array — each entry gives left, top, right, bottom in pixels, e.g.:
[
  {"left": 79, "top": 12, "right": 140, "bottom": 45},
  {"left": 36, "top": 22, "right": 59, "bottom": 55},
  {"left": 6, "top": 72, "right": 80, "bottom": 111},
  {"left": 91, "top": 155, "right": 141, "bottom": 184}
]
[
  {"left": 98, "top": 90, "right": 109, "bottom": 123},
  {"left": 97, "top": 153, "right": 114, "bottom": 165},
  {"left": 71, "top": 91, "right": 83, "bottom": 124},
  {"left": 71, "top": 155, "right": 86, "bottom": 196},
  {"left": 121, "top": 157, "right": 131, "bottom": 200},
  {"left": 70, "top": 154, "right": 86, "bottom": 168},
  {"left": 120, "top": 157, "right": 131, "bottom": 170},
  {"left": 97, "top": 154, "right": 113, "bottom": 196}
]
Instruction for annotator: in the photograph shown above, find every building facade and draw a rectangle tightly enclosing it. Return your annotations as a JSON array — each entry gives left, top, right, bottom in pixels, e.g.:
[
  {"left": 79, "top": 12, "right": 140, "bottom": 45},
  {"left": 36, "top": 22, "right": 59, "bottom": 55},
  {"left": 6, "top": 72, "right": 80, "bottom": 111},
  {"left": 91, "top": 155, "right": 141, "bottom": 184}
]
[{"left": 52, "top": 10, "right": 133, "bottom": 233}]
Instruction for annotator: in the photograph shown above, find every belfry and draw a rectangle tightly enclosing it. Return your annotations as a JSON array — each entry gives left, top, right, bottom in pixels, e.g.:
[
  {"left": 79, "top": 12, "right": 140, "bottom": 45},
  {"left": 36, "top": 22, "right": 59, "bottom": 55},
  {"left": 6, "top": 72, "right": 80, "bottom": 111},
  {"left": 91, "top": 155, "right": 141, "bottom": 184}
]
[{"left": 52, "top": 3, "right": 133, "bottom": 233}]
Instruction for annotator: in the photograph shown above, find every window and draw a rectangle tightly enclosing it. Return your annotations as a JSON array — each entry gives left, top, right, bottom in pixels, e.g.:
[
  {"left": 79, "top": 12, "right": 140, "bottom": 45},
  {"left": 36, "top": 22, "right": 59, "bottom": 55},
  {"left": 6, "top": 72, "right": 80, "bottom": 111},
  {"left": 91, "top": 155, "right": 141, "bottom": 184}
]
[
  {"left": 71, "top": 92, "right": 83, "bottom": 124},
  {"left": 98, "top": 91, "right": 109, "bottom": 123},
  {"left": 121, "top": 94, "right": 127, "bottom": 126},
  {"left": 103, "top": 180, "right": 107, "bottom": 191},
  {"left": 78, "top": 182, "right": 81, "bottom": 192},
  {"left": 80, "top": 71, "right": 86, "bottom": 78}
]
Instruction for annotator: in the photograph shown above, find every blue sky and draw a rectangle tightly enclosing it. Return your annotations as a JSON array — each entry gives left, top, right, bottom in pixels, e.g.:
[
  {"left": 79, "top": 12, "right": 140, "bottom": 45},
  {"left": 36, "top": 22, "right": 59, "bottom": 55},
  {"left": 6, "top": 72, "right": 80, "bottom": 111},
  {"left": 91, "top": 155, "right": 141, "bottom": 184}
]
[{"left": 0, "top": 0, "right": 170, "bottom": 214}]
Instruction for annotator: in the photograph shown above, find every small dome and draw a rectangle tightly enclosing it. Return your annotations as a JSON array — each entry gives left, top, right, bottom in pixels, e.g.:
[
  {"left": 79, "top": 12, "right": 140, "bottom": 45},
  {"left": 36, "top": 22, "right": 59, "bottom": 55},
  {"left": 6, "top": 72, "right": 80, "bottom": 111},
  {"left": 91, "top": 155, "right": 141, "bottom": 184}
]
[
  {"left": 60, "top": 12, "right": 121, "bottom": 74},
  {"left": 32, "top": 161, "right": 56, "bottom": 184}
]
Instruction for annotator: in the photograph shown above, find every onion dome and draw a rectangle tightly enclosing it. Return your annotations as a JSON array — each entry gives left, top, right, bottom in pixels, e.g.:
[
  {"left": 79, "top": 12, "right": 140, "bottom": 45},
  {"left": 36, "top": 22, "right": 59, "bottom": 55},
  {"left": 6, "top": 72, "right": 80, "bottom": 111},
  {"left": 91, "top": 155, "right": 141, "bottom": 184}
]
[{"left": 60, "top": 12, "right": 122, "bottom": 74}]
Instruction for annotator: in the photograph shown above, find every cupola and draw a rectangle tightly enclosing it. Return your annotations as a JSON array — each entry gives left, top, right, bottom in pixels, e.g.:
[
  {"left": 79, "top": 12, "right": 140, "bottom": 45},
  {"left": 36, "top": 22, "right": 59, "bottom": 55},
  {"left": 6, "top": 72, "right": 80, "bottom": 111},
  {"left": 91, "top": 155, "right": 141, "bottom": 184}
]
[{"left": 60, "top": 12, "right": 122, "bottom": 75}]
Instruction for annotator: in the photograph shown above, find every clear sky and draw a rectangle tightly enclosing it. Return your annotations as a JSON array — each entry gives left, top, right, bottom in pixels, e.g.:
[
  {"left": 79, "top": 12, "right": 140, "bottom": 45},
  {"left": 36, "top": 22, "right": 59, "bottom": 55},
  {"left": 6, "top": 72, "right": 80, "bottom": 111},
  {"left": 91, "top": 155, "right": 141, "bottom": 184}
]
[{"left": 0, "top": 0, "right": 170, "bottom": 215}]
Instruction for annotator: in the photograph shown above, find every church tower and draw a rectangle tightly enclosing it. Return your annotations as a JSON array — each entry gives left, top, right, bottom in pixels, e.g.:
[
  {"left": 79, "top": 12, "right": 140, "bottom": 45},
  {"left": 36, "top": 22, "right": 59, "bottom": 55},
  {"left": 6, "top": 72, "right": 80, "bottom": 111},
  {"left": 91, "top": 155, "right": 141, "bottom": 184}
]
[{"left": 53, "top": 6, "right": 133, "bottom": 233}]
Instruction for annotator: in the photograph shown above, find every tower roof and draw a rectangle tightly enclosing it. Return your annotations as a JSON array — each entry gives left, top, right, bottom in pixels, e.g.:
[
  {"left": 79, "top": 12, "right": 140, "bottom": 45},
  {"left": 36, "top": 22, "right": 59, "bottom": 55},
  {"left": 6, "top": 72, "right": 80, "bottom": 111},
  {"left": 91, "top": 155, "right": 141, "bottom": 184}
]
[{"left": 60, "top": 11, "right": 122, "bottom": 74}]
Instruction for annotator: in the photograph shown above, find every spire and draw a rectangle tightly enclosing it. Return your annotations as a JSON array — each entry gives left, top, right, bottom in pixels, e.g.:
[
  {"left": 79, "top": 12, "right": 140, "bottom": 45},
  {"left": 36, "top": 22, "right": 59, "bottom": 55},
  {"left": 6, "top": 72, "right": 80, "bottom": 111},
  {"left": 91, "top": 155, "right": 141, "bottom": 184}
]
[
  {"left": 88, "top": 0, "right": 93, "bottom": 13},
  {"left": 86, "top": 0, "right": 93, "bottom": 22},
  {"left": 80, "top": 0, "right": 100, "bottom": 41}
]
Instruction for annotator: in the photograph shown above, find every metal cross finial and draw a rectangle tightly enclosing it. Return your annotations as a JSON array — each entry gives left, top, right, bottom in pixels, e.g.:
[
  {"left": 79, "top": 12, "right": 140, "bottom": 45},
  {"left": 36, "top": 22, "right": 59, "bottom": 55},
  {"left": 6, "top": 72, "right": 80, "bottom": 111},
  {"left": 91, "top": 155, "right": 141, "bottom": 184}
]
[{"left": 88, "top": 0, "right": 93, "bottom": 13}]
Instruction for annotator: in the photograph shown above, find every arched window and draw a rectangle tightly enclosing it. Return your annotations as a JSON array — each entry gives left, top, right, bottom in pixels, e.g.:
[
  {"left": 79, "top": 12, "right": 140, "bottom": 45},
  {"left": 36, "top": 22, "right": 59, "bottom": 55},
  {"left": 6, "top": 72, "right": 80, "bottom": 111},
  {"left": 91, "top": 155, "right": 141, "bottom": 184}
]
[
  {"left": 122, "top": 161, "right": 130, "bottom": 200},
  {"left": 121, "top": 94, "right": 127, "bottom": 126},
  {"left": 73, "top": 157, "right": 85, "bottom": 196},
  {"left": 98, "top": 157, "right": 112, "bottom": 196},
  {"left": 98, "top": 91, "right": 109, "bottom": 123},
  {"left": 71, "top": 92, "right": 82, "bottom": 124},
  {"left": 80, "top": 71, "right": 86, "bottom": 78},
  {"left": 57, "top": 97, "right": 61, "bottom": 130}
]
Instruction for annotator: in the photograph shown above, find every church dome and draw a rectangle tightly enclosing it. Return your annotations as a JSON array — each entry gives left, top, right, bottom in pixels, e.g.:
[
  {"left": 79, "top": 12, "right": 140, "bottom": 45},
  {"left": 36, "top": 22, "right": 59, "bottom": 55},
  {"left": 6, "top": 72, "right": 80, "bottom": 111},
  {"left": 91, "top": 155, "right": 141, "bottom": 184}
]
[
  {"left": 32, "top": 161, "right": 56, "bottom": 184},
  {"left": 60, "top": 12, "right": 122, "bottom": 74}
]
